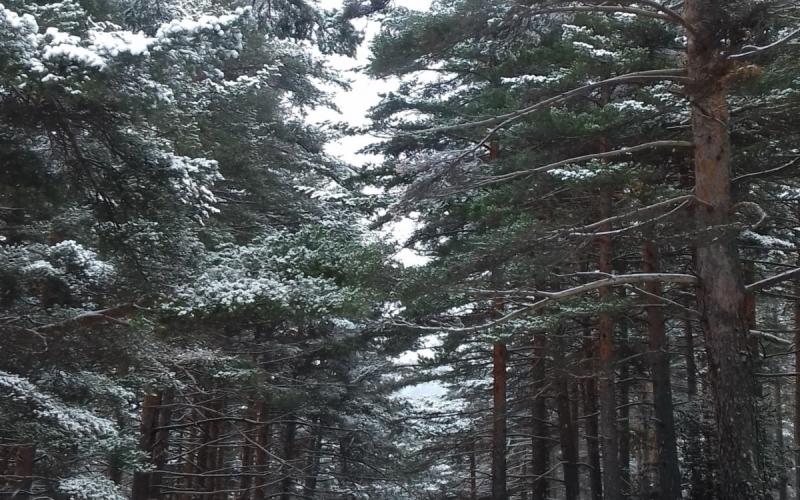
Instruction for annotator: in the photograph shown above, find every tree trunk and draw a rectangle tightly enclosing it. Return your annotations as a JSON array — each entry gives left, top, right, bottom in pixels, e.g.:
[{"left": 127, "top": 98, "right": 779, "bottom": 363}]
[
  {"left": 178, "top": 405, "right": 200, "bottom": 500},
  {"left": 133, "top": 392, "right": 161, "bottom": 500},
  {"left": 775, "top": 378, "right": 788, "bottom": 500},
  {"left": 252, "top": 400, "right": 271, "bottom": 500},
  {"left": 151, "top": 389, "right": 173, "bottom": 499},
  {"left": 582, "top": 325, "right": 603, "bottom": 500},
  {"left": 531, "top": 333, "right": 549, "bottom": 500},
  {"left": 794, "top": 228, "right": 800, "bottom": 498},
  {"left": 617, "top": 307, "right": 631, "bottom": 497},
  {"left": 553, "top": 328, "right": 579, "bottom": 500},
  {"left": 596, "top": 191, "right": 621, "bottom": 499},
  {"left": 239, "top": 401, "right": 259, "bottom": 500},
  {"left": 684, "top": 315, "right": 706, "bottom": 498},
  {"left": 492, "top": 342, "right": 508, "bottom": 500},
  {"left": 280, "top": 419, "right": 297, "bottom": 500},
  {"left": 684, "top": 2, "right": 764, "bottom": 496},
  {"left": 14, "top": 446, "right": 34, "bottom": 500},
  {"left": 470, "top": 440, "right": 478, "bottom": 500},
  {"left": 642, "top": 241, "right": 682, "bottom": 499},
  {"left": 303, "top": 420, "right": 323, "bottom": 498}
]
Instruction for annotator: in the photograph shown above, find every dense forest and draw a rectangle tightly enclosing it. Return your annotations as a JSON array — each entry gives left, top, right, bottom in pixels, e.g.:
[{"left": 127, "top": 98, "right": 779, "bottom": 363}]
[{"left": 1, "top": 0, "right": 800, "bottom": 499}]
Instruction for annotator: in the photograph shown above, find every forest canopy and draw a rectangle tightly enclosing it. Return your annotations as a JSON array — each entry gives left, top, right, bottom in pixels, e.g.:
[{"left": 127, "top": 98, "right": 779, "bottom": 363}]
[{"left": 1, "top": 1, "right": 800, "bottom": 500}]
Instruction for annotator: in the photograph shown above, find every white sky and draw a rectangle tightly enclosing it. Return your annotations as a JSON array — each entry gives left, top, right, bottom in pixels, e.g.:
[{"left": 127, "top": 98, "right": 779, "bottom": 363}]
[
  {"left": 310, "top": 0, "right": 434, "bottom": 267},
  {"left": 311, "top": 0, "right": 433, "bottom": 166}
]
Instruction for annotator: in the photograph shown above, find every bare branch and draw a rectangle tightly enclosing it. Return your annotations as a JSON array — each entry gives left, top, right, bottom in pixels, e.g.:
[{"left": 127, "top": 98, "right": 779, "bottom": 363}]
[
  {"left": 571, "top": 199, "right": 692, "bottom": 237},
  {"left": 733, "top": 156, "right": 800, "bottom": 183},
  {"left": 400, "top": 274, "right": 697, "bottom": 333},
  {"left": 745, "top": 268, "right": 800, "bottom": 293},
  {"left": 751, "top": 330, "right": 792, "bottom": 346},
  {"left": 35, "top": 303, "right": 140, "bottom": 333},
  {"left": 729, "top": 27, "right": 800, "bottom": 59}
]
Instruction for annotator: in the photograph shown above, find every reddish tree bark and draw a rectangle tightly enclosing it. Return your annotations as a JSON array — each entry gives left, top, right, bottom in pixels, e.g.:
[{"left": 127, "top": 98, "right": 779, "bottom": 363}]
[{"left": 492, "top": 342, "right": 508, "bottom": 500}]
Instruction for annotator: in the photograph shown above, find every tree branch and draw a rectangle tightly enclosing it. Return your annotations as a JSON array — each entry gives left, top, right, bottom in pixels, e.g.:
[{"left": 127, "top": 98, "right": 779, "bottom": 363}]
[
  {"left": 745, "top": 268, "right": 800, "bottom": 292},
  {"left": 401, "top": 274, "right": 697, "bottom": 333},
  {"left": 34, "top": 304, "right": 140, "bottom": 333},
  {"left": 408, "top": 69, "right": 688, "bottom": 136},
  {"left": 472, "top": 140, "right": 694, "bottom": 187},
  {"left": 729, "top": 27, "right": 800, "bottom": 59}
]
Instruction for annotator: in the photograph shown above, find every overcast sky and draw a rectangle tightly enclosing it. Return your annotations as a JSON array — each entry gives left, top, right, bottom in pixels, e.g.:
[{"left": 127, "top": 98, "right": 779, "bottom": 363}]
[{"left": 310, "top": 0, "right": 432, "bottom": 166}]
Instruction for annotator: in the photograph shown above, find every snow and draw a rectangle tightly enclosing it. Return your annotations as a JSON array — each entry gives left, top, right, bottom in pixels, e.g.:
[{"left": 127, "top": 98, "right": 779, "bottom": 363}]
[
  {"left": 155, "top": 8, "right": 250, "bottom": 42},
  {"left": 0, "top": 370, "right": 117, "bottom": 439},
  {"left": 572, "top": 41, "right": 617, "bottom": 59},
  {"left": 609, "top": 99, "right": 658, "bottom": 113},
  {"left": 0, "top": 3, "right": 38, "bottom": 32},
  {"left": 89, "top": 29, "right": 153, "bottom": 57},
  {"left": 501, "top": 69, "right": 569, "bottom": 87},
  {"left": 741, "top": 229, "right": 794, "bottom": 249},
  {"left": 59, "top": 474, "right": 126, "bottom": 500}
]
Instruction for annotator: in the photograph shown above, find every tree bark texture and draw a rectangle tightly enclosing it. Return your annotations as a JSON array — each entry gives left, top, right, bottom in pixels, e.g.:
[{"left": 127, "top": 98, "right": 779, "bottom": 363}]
[{"left": 685, "top": 1, "right": 764, "bottom": 496}]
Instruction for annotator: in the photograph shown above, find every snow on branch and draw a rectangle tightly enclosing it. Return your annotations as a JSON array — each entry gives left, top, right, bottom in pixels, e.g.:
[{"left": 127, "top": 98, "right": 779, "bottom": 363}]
[
  {"left": 526, "top": 1, "right": 692, "bottom": 32},
  {"left": 472, "top": 140, "right": 694, "bottom": 187},
  {"left": 408, "top": 69, "right": 688, "bottom": 136}
]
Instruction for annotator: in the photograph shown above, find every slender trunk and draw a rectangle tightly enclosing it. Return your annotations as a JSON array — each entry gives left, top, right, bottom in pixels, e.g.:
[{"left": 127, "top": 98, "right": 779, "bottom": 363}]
[
  {"left": 280, "top": 419, "right": 297, "bottom": 500},
  {"left": 684, "top": 315, "right": 706, "bottom": 498},
  {"left": 0, "top": 445, "right": 10, "bottom": 491},
  {"left": 239, "top": 401, "right": 259, "bottom": 500},
  {"left": 303, "top": 421, "right": 323, "bottom": 498},
  {"left": 553, "top": 328, "right": 579, "bottom": 500},
  {"left": 531, "top": 333, "right": 549, "bottom": 500},
  {"left": 470, "top": 440, "right": 478, "bottom": 500},
  {"left": 618, "top": 309, "right": 631, "bottom": 497},
  {"left": 775, "top": 378, "right": 788, "bottom": 500},
  {"left": 253, "top": 400, "right": 271, "bottom": 500},
  {"left": 214, "top": 407, "right": 227, "bottom": 500},
  {"left": 795, "top": 265, "right": 800, "bottom": 497},
  {"left": 583, "top": 326, "right": 603, "bottom": 500},
  {"left": 492, "top": 342, "right": 508, "bottom": 500},
  {"left": 133, "top": 392, "right": 161, "bottom": 500},
  {"left": 178, "top": 405, "right": 199, "bottom": 500},
  {"left": 637, "top": 387, "right": 656, "bottom": 497},
  {"left": 151, "top": 389, "right": 173, "bottom": 499},
  {"left": 642, "top": 241, "right": 682, "bottom": 499},
  {"left": 14, "top": 446, "right": 34, "bottom": 500},
  {"left": 596, "top": 191, "right": 621, "bottom": 499}
]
